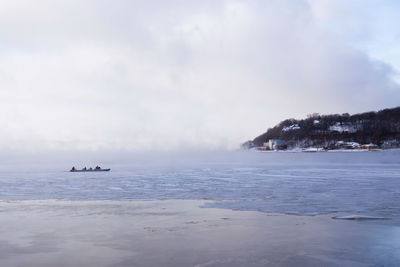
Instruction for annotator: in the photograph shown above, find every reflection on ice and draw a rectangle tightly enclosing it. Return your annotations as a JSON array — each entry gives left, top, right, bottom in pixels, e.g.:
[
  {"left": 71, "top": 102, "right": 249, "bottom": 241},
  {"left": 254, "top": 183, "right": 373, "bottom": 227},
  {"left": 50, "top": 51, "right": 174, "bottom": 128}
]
[{"left": 332, "top": 215, "right": 391, "bottom": 220}]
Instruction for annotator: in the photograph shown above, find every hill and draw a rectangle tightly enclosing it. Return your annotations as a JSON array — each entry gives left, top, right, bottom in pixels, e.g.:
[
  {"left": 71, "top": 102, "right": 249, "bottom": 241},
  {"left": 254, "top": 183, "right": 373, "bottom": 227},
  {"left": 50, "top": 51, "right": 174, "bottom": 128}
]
[{"left": 245, "top": 107, "right": 400, "bottom": 149}]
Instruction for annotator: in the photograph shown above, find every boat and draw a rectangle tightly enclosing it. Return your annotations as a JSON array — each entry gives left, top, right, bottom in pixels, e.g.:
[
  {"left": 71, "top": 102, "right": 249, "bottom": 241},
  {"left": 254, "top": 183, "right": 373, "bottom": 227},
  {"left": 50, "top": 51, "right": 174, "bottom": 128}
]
[{"left": 70, "top": 166, "right": 111, "bottom": 172}]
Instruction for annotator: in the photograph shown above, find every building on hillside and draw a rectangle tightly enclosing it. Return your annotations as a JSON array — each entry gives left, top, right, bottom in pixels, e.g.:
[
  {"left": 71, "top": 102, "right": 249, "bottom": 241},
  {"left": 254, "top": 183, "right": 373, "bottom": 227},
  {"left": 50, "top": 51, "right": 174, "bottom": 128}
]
[
  {"left": 361, "top": 143, "right": 379, "bottom": 150},
  {"left": 336, "top": 141, "right": 360, "bottom": 149},
  {"left": 282, "top": 124, "right": 301, "bottom": 132},
  {"left": 329, "top": 122, "right": 357, "bottom": 133},
  {"left": 268, "top": 139, "right": 287, "bottom": 150},
  {"left": 382, "top": 140, "right": 400, "bottom": 148}
]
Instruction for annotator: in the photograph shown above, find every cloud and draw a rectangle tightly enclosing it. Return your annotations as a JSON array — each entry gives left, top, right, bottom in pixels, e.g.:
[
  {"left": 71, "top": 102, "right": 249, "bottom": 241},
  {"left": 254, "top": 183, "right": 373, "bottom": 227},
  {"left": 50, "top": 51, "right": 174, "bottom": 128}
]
[{"left": 0, "top": 0, "right": 399, "bottom": 152}]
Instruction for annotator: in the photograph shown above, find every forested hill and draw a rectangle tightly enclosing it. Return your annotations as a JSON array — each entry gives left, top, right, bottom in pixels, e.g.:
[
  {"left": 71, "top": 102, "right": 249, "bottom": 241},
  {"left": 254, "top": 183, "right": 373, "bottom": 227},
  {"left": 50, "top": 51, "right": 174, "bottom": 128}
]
[{"left": 251, "top": 107, "right": 400, "bottom": 148}]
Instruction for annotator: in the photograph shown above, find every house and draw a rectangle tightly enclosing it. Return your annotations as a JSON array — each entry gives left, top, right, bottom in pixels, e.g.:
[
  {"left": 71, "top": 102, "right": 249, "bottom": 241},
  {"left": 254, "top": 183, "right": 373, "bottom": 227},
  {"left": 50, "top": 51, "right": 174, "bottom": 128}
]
[
  {"left": 361, "top": 143, "right": 379, "bottom": 150},
  {"left": 382, "top": 140, "right": 400, "bottom": 148},
  {"left": 336, "top": 141, "right": 360, "bottom": 149},
  {"left": 282, "top": 124, "right": 301, "bottom": 132},
  {"left": 329, "top": 122, "right": 357, "bottom": 133},
  {"left": 268, "top": 139, "right": 287, "bottom": 150}
]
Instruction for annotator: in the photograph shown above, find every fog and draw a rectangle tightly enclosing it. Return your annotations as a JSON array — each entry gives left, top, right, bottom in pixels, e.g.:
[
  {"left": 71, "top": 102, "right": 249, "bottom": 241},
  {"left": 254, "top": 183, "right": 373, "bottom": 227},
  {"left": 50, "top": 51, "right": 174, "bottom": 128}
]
[{"left": 0, "top": 0, "right": 399, "bottom": 153}]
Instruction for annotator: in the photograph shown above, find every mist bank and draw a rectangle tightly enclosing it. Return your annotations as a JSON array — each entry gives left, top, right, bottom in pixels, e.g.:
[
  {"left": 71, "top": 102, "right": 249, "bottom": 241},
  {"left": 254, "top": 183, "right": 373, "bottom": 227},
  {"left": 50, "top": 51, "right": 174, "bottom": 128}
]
[
  {"left": 1, "top": 1, "right": 400, "bottom": 152},
  {"left": 0, "top": 148, "right": 240, "bottom": 168}
]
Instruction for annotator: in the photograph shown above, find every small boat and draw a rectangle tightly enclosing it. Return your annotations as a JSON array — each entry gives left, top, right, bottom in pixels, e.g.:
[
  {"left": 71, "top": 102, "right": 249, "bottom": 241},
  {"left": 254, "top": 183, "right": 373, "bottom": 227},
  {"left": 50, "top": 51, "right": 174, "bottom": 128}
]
[{"left": 70, "top": 166, "right": 111, "bottom": 172}]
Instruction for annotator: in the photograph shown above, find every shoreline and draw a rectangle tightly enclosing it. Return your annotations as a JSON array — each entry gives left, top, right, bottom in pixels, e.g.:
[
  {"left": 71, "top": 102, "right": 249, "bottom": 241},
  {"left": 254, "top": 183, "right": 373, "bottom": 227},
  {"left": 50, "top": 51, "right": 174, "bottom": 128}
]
[
  {"left": 1, "top": 199, "right": 399, "bottom": 266},
  {"left": 250, "top": 147, "right": 400, "bottom": 153}
]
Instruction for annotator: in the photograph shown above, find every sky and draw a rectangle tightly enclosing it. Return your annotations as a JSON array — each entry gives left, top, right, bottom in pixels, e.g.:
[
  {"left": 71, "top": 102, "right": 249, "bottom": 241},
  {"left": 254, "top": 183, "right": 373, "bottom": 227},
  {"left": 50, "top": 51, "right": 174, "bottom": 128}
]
[{"left": 0, "top": 0, "right": 399, "bottom": 152}]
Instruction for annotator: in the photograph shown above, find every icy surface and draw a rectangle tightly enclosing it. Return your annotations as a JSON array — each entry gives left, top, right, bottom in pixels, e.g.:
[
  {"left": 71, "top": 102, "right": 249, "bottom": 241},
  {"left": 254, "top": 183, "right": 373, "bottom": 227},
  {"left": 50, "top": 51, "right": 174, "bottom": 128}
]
[{"left": 1, "top": 150, "right": 400, "bottom": 219}]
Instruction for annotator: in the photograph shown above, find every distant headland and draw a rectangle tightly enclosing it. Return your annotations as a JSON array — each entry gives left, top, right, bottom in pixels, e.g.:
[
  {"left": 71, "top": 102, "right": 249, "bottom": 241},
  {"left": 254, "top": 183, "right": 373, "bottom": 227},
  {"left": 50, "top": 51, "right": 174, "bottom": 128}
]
[{"left": 242, "top": 106, "right": 400, "bottom": 151}]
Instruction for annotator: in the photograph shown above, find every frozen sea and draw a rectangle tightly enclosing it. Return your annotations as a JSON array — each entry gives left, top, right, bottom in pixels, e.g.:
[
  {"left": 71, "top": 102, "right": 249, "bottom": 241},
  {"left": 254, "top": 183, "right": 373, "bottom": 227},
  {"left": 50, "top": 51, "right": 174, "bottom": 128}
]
[{"left": 1, "top": 150, "right": 400, "bottom": 222}]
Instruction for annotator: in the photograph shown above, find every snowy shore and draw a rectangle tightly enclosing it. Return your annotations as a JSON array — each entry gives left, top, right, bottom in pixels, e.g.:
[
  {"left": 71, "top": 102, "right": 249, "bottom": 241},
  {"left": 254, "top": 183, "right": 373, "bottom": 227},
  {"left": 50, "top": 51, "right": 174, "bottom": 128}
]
[{"left": 251, "top": 147, "right": 394, "bottom": 153}]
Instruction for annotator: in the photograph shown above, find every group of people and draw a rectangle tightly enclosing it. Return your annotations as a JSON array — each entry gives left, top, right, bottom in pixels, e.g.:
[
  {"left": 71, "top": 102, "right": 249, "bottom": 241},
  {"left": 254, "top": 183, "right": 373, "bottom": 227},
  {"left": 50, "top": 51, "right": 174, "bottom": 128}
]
[{"left": 70, "top": 166, "right": 102, "bottom": 172}]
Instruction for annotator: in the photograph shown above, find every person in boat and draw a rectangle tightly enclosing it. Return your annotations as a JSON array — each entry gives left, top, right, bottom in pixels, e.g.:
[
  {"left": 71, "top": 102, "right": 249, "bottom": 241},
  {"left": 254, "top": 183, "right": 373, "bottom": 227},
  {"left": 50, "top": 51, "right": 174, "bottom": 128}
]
[
  {"left": 95, "top": 166, "right": 101, "bottom": 170},
  {"left": 89, "top": 167, "right": 93, "bottom": 171},
  {"left": 83, "top": 167, "right": 87, "bottom": 171},
  {"left": 71, "top": 166, "right": 76, "bottom": 172}
]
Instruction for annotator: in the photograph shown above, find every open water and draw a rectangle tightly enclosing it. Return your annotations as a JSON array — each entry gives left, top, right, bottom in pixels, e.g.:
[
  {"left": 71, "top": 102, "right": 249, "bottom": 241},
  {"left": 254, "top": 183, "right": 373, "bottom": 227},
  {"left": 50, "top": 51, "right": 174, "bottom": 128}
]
[{"left": 1, "top": 150, "right": 400, "bottom": 221}]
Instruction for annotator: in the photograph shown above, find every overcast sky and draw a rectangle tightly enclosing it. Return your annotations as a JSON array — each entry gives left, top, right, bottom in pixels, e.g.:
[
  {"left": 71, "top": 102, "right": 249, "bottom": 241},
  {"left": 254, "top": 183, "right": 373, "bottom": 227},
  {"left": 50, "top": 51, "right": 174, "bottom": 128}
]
[{"left": 0, "top": 0, "right": 399, "bottom": 152}]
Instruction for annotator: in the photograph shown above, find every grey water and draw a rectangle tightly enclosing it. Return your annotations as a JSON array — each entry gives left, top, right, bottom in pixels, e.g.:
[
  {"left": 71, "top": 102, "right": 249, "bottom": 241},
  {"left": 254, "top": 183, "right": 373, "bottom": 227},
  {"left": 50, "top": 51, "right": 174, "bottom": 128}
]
[{"left": 1, "top": 150, "right": 400, "bottom": 221}]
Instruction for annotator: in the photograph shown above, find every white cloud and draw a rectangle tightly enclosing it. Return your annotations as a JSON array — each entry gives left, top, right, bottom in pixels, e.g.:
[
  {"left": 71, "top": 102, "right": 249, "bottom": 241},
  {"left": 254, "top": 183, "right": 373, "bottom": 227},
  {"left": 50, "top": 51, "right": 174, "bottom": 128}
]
[{"left": 0, "top": 0, "right": 399, "bottom": 152}]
